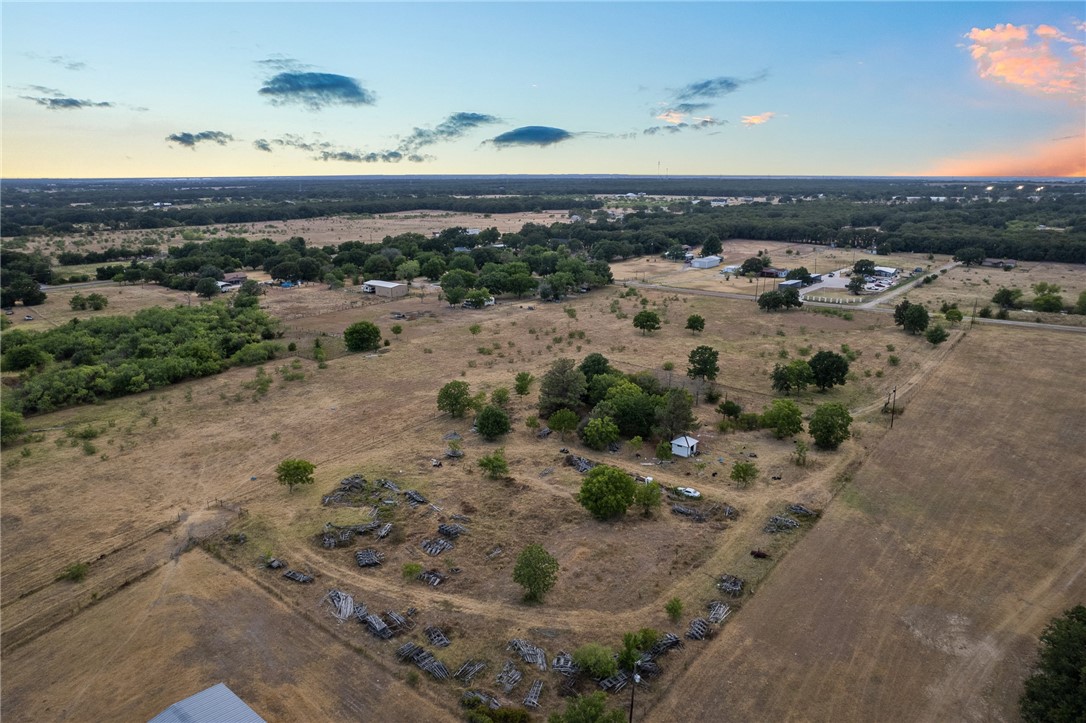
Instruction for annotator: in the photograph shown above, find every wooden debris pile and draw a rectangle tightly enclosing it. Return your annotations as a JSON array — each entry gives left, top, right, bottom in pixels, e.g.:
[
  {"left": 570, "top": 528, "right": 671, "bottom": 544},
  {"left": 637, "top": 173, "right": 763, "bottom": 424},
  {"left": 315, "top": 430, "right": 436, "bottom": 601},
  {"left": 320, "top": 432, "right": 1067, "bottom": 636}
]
[
  {"left": 384, "top": 609, "right": 414, "bottom": 634},
  {"left": 461, "top": 690, "right": 499, "bottom": 709},
  {"left": 599, "top": 670, "right": 630, "bottom": 692},
  {"left": 282, "top": 570, "right": 313, "bottom": 584},
  {"left": 438, "top": 523, "right": 468, "bottom": 538},
  {"left": 425, "top": 625, "right": 451, "bottom": 647},
  {"left": 455, "top": 660, "right": 488, "bottom": 684},
  {"left": 404, "top": 490, "right": 428, "bottom": 508},
  {"left": 496, "top": 661, "right": 523, "bottom": 693},
  {"left": 707, "top": 600, "right": 732, "bottom": 624},
  {"left": 363, "top": 613, "right": 393, "bottom": 639},
  {"left": 509, "top": 639, "right": 547, "bottom": 671},
  {"left": 321, "top": 589, "right": 355, "bottom": 622},
  {"left": 263, "top": 556, "right": 286, "bottom": 569},
  {"left": 649, "top": 632, "right": 685, "bottom": 658},
  {"left": 551, "top": 651, "right": 578, "bottom": 675},
  {"left": 321, "top": 473, "right": 371, "bottom": 506},
  {"left": 355, "top": 549, "right": 383, "bottom": 567},
  {"left": 717, "top": 574, "right": 745, "bottom": 597},
  {"left": 396, "top": 642, "right": 450, "bottom": 680},
  {"left": 376, "top": 522, "right": 393, "bottom": 539},
  {"left": 686, "top": 618, "right": 712, "bottom": 640},
  {"left": 523, "top": 680, "right": 544, "bottom": 709},
  {"left": 787, "top": 503, "right": 818, "bottom": 517},
  {"left": 422, "top": 538, "right": 454, "bottom": 556},
  {"left": 565, "top": 454, "right": 597, "bottom": 474},
  {"left": 536, "top": 426, "right": 552, "bottom": 439},
  {"left": 418, "top": 569, "right": 446, "bottom": 586},
  {"left": 380, "top": 478, "right": 402, "bottom": 494},
  {"left": 671, "top": 504, "right": 707, "bottom": 522},
  {"left": 764, "top": 515, "right": 800, "bottom": 533}
]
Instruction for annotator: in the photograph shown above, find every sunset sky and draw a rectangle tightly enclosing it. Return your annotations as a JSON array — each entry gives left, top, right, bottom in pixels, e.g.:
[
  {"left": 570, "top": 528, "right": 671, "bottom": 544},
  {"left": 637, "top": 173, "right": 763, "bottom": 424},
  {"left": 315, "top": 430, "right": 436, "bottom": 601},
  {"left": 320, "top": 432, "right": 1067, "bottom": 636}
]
[{"left": 2, "top": 2, "right": 1083, "bottom": 179}]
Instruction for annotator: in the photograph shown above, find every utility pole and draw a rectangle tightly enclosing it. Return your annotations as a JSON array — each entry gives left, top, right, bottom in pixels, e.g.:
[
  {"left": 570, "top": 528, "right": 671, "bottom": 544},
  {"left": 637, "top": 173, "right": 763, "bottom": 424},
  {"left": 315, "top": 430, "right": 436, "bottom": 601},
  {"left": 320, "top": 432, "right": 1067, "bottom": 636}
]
[{"left": 628, "top": 666, "right": 641, "bottom": 723}]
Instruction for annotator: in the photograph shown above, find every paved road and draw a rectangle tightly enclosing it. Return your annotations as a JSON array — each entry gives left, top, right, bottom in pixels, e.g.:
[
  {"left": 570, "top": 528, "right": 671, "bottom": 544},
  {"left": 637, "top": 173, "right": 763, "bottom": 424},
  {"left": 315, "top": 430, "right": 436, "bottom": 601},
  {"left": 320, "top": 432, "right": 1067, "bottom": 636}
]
[{"left": 620, "top": 278, "right": 1086, "bottom": 335}]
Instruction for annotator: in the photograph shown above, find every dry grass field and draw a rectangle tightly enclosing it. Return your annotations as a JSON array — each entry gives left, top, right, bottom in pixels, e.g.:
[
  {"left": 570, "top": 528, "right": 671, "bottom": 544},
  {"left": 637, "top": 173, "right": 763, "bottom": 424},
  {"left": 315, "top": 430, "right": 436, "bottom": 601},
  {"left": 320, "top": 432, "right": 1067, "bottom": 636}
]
[{"left": 2, "top": 267, "right": 1084, "bottom": 720}]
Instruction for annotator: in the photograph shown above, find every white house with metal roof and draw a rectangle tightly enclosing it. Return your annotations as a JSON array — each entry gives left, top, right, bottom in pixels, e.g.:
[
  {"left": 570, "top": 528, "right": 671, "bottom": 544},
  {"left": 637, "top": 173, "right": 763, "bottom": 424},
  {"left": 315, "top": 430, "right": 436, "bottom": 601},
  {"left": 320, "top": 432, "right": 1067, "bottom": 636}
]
[{"left": 671, "top": 435, "right": 699, "bottom": 458}]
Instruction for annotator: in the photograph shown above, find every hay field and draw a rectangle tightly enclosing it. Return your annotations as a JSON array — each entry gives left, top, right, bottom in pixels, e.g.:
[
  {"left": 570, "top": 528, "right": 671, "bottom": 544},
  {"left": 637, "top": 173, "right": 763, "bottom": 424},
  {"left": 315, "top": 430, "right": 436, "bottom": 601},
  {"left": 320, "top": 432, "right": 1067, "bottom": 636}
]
[
  {"left": 651, "top": 324, "right": 1086, "bottom": 721},
  {"left": 0, "top": 278, "right": 1073, "bottom": 720}
]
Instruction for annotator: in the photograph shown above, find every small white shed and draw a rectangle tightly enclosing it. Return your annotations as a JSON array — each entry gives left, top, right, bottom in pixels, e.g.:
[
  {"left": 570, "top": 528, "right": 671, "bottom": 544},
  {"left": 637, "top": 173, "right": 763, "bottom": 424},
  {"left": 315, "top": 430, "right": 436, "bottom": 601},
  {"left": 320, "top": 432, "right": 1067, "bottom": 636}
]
[
  {"left": 671, "top": 435, "right": 699, "bottom": 458},
  {"left": 691, "top": 255, "right": 722, "bottom": 269}
]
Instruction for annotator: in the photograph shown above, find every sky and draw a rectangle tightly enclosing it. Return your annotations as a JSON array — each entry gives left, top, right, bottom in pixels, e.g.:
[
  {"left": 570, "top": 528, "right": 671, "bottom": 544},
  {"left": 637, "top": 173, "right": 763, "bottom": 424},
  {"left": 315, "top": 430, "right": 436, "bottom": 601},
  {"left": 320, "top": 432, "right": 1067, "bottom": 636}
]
[{"left": 1, "top": 1, "right": 1084, "bottom": 179}]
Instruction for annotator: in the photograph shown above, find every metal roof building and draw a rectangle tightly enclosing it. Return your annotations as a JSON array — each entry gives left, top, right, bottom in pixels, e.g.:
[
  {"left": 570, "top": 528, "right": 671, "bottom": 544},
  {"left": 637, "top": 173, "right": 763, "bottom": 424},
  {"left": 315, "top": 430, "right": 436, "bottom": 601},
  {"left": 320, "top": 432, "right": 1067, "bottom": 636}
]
[{"left": 149, "top": 683, "right": 265, "bottom": 723}]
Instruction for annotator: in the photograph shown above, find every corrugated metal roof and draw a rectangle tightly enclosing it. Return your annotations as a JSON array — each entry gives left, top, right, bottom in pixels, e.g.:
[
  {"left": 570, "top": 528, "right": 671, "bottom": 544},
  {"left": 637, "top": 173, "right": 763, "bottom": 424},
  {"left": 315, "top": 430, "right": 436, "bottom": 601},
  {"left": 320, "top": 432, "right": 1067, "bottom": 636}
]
[
  {"left": 149, "top": 683, "right": 265, "bottom": 723},
  {"left": 363, "top": 279, "right": 405, "bottom": 288}
]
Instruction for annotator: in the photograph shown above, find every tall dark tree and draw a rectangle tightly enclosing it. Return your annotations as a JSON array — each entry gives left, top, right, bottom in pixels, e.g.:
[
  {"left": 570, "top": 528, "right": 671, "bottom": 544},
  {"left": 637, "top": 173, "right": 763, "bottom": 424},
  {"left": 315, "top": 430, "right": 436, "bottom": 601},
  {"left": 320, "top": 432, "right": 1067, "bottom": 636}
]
[
  {"left": 632, "top": 310, "right": 661, "bottom": 334},
  {"left": 1020, "top": 605, "right": 1086, "bottom": 723},
  {"left": 538, "top": 358, "right": 587, "bottom": 418},
  {"left": 808, "top": 350, "right": 849, "bottom": 391}
]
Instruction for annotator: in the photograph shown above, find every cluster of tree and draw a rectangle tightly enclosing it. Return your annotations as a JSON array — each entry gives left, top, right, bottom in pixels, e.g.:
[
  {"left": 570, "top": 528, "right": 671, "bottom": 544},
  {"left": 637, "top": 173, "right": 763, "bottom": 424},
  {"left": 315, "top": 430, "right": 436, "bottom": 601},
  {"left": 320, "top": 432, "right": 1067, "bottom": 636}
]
[
  {"left": 893, "top": 299, "right": 949, "bottom": 343},
  {"left": 537, "top": 354, "right": 698, "bottom": 451},
  {"left": 992, "top": 283, "right": 1086, "bottom": 315},
  {"left": 771, "top": 350, "right": 850, "bottom": 394},
  {"left": 1, "top": 292, "right": 280, "bottom": 414},
  {"left": 69, "top": 293, "right": 108, "bottom": 311},
  {"left": 436, "top": 379, "right": 512, "bottom": 441},
  {"left": 757, "top": 287, "right": 803, "bottom": 311},
  {"left": 1019, "top": 604, "right": 1086, "bottom": 723},
  {"left": 1, "top": 251, "right": 51, "bottom": 307}
]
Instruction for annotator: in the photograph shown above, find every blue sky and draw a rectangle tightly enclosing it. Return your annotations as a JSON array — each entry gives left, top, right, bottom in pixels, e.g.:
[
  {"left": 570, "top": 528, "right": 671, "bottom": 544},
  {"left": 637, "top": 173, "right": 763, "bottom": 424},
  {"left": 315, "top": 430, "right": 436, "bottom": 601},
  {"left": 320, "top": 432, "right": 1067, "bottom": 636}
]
[{"left": 2, "top": 2, "right": 1083, "bottom": 178}]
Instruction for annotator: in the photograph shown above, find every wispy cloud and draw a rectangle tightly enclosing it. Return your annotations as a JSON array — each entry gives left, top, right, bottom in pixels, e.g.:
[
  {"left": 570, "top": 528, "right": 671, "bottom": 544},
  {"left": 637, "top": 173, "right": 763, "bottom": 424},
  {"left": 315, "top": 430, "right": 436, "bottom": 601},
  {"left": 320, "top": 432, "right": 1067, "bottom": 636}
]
[
  {"left": 398, "top": 112, "right": 500, "bottom": 153},
  {"left": 674, "top": 72, "right": 767, "bottom": 101},
  {"left": 254, "top": 132, "right": 426, "bottom": 163},
  {"left": 741, "top": 111, "right": 776, "bottom": 127},
  {"left": 23, "top": 52, "right": 87, "bottom": 71},
  {"left": 965, "top": 22, "right": 1085, "bottom": 97},
  {"left": 258, "top": 71, "right": 376, "bottom": 109},
  {"left": 166, "top": 131, "right": 235, "bottom": 149},
  {"left": 318, "top": 150, "right": 407, "bottom": 163},
  {"left": 20, "top": 93, "right": 112, "bottom": 110},
  {"left": 922, "top": 132, "right": 1086, "bottom": 177},
  {"left": 253, "top": 139, "right": 272, "bottom": 152},
  {"left": 256, "top": 56, "right": 311, "bottom": 73},
  {"left": 643, "top": 116, "right": 726, "bottom": 135},
  {"left": 487, "top": 126, "right": 574, "bottom": 147}
]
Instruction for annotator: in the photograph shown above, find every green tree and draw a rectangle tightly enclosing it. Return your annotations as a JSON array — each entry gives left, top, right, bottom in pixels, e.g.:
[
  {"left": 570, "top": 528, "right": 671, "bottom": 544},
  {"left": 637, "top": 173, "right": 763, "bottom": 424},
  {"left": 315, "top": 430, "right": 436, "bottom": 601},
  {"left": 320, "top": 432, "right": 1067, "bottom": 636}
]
[
  {"left": 793, "top": 439, "right": 809, "bottom": 466},
  {"left": 902, "top": 304, "right": 930, "bottom": 334},
  {"left": 925, "top": 324, "right": 949, "bottom": 344},
  {"left": 760, "top": 399, "right": 804, "bottom": 439},
  {"left": 437, "top": 380, "right": 474, "bottom": 418},
  {"left": 1019, "top": 605, "right": 1086, "bottom": 723},
  {"left": 578, "top": 465, "right": 636, "bottom": 520},
  {"left": 618, "top": 628, "right": 660, "bottom": 672},
  {"left": 944, "top": 308, "right": 963, "bottom": 324},
  {"left": 513, "top": 544, "right": 559, "bottom": 602},
  {"left": 476, "top": 404, "right": 511, "bottom": 440},
  {"left": 1, "top": 409, "right": 27, "bottom": 445},
  {"left": 632, "top": 481, "right": 662, "bottom": 517},
  {"left": 538, "top": 358, "right": 587, "bottom": 418},
  {"left": 654, "top": 388, "right": 695, "bottom": 440},
  {"left": 730, "top": 460, "right": 758, "bottom": 488},
  {"left": 853, "top": 259, "right": 876, "bottom": 276},
  {"left": 655, "top": 439, "right": 673, "bottom": 460},
  {"left": 847, "top": 275, "right": 866, "bottom": 295},
  {"left": 478, "top": 447, "right": 509, "bottom": 479},
  {"left": 464, "top": 287, "right": 493, "bottom": 309},
  {"left": 808, "top": 350, "right": 850, "bottom": 391},
  {"left": 276, "top": 458, "right": 315, "bottom": 493},
  {"left": 740, "top": 257, "right": 766, "bottom": 275},
  {"left": 85, "top": 293, "right": 108, "bottom": 310},
  {"left": 443, "top": 285, "right": 468, "bottom": 306},
  {"left": 809, "top": 403, "right": 852, "bottom": 449},
  {"left": 687, "top": 345, "right": 720, "bottom": 384},
  {"left": 717, "top": 399, "right": 742, "bottom": 419},
  {"left": 785, "top": 267, "right": 812, "bottom": 284},
  {"left": 490, "top": 386, "right": 511, "bottom": 408},
  {"left": 344, "top": 320, "right": 382, "bottom": 351},
  {"left": 582, "top": 415, "right": 620, "bottom": 451},
  {"left": 548, "top": 408, "right": 580, "bottom": 439},
  {"left": 632, "top": 309, "right": 661, "bottom": 334},
  {"left": 195, "top": 277, "right": 221, "bottom": 299},
  {"left": 771, "top": 360, "right": 815, "bottom": 395},
  {"left": 547, "top": 693, "right": 625, "bottom": 723},
  {"left": 953, "top": 247, "right": 986, "bottom": 265},
  {"left": 991, "top": 287, "right": 1023, "bottom": 309},
  {"left": 70, "top": 294, "right": 88, "bottom": 311},
  {"left": 685, "top": 314, "right": 705, "bottom": 334},
  {"left": 1074, "top": 290, "right": 1086, "bottom": 315},
  {"left": 578, "top": 352, "right": 612, "bottom": 384},
  {"left": 514, "top": 371, "right": 534, "bottom": 396},
  {"left": 701, "top": 236, "right": 723, "bottom": 257}
]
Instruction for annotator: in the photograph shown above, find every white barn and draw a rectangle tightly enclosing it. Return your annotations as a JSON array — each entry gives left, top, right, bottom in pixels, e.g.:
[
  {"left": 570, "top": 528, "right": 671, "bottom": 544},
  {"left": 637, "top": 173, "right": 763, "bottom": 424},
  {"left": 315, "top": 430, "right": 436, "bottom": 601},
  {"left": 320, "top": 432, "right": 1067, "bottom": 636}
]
[
  {"left": 671, "top": 435, "right": 699, "bottom": 458},
  {"left": 150, "top": 683, "right": 265, "bottom": 723},
  {"left": 691, "top": 255, "right": 722, "bottom": 269},
  {"left": 362, "top": 280, "right": 409, "bottom": 298}
]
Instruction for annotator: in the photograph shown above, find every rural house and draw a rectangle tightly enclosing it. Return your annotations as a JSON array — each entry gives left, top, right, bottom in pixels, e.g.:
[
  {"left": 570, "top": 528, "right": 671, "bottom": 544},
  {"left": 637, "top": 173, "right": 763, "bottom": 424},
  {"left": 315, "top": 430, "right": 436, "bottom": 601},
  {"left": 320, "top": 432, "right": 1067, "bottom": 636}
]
[{"left": 671, "top": 435, "right": 699, "bottom": 458}]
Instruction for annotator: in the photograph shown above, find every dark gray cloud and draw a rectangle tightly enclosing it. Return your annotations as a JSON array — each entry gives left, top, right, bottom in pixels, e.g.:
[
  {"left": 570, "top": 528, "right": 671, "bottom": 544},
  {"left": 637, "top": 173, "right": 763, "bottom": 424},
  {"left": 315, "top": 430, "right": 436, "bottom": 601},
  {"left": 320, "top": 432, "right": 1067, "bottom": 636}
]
[
  {"left": 671, "top": 102, "right": 712, "bottom": 114},
  {"left": 318, "top": 149, "right": 407, "bottom": 164},
  {"left": 398, "top": 112, "right": 500, "bottom": 153},
  {"left": 489, "top": 126, "right": 574, "bottom": 147},
  {"left": 674, "top": 71, "right": 767, "bottom": 100},
  {"left": 166, "top": 130, "right": 235, "bottom": 148},
  {"left": 259, "top": 72, "right": 375, "bottom": 109},
  {"left": 253, "top": 139, "right": 272, "bottom": 152},
  {"left": 21, "top": 95, "right": 112, "bottom": 110}
]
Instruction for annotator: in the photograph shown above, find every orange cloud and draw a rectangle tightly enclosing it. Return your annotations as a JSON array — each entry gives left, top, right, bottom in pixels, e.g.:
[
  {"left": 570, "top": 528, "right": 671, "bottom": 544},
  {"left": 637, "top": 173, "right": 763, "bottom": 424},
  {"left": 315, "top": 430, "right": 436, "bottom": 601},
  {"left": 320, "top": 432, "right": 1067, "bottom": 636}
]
[
  {"left": 656, "top": 109, "right": 686, "bottom": 125},
  {"left": 923, "top": 133, "right": 1086, "bottom": 177},
  {"left": 965, "top": 22, "right": 1085, "bottom": 97},
  {"left": 741, "top": 111, "right": 776, "bottom": 127}
]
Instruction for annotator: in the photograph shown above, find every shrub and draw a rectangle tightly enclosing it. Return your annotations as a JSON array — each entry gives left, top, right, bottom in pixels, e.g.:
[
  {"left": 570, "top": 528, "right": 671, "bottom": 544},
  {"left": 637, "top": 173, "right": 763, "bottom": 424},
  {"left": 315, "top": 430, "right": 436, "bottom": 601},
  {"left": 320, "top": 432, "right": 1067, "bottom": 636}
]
[
  {"left": 578, "top": 465, "right": 636, "bottom": 520},
  {"left": 391, "top": 324, "right": 403, "bottom": 335},
  {"left": 514, "top": 371, "right": 534, "bottom": 396},
  {"left": 59, "top": 562, "right": 89, "bottom": 582},
  {"left": 655, "top": 439, "right": 673, "bottom": 460},
  {"left": 476, "top": 405, "right": 511, "bottom": 441},
  {"left": 547, "top": 408, "right": 579, "bottom": 439},
  {"left": 665, "top": 597, "right": 683, "bottom": 623},
  {"left": 343, "top": 321, "right": 381, "bottom": 351},
  {"left": 717, "top": 400, "right": 742, "bottom": 419},
  {"left": 478, "top": 447, "right": 509, "bottom": 479},
  {"left": 572, "top": 644, "right": 618, "bottom": 679},
  {"left": 632, "top": 481, "right": 662, "bottom": 516},
  {"left": 809, "top": 403, "right": 853, "bottom": 449},
  {"left": 737, "top": 412, "right": 762, "bottom": 431},
  {"left": 513, "top": 544, "right": 559, "bottom": 602},
  {"left": 581, "top": 416, "right": 620, "bottom": 451},
  {"left": 402, "top": 562, "right": 423, "bottom": 581},
  {"left": 731, "top": 460, "right": 758, "bottom": 488}
]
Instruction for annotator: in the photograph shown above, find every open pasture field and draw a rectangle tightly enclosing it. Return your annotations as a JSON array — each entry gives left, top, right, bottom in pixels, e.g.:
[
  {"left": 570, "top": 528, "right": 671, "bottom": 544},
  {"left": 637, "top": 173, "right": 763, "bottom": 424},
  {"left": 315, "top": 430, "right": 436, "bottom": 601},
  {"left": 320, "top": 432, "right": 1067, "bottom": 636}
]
[
  {"left": 0, "top": 276, "right": 1068, "bottom": 721},
  {"left": 23, "top": 210, "right": 568, "bottom": 259},
  {"left": 652, "top": 324, "right": 1086, "bottom": 722}
]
